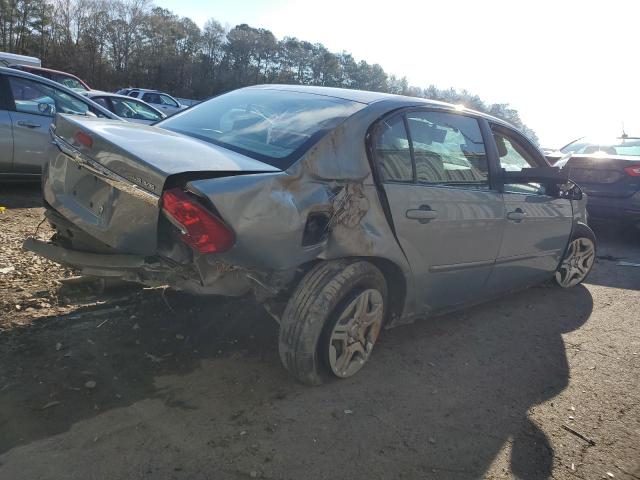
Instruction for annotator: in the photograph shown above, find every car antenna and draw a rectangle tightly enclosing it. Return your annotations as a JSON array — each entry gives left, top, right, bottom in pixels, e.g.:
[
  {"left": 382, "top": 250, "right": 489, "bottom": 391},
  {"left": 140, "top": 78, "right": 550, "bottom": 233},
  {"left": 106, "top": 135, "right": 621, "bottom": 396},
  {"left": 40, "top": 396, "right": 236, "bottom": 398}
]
[{"left": 621, "top": 121, "right": 628, "bottom": 140}]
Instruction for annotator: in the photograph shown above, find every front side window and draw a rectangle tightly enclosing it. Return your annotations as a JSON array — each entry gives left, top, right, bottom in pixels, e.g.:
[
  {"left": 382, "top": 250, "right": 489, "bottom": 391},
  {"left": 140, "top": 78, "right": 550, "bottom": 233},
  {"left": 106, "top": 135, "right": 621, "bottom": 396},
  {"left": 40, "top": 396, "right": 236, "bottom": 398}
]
[
  {"left": 407, "top": 111, "right": 488, "bottom": 187},
  {"left": 160, "top": 94, "right": 179, "bottom": 107},
  {"left": 8, "top": 76, "right": 89, "bottom": 117},
  {"left": 493, "top": 129, "right": 546, "bottom": 195},
  {"left": 111, "top": 97, "right": 163, "bottom": 121},
  {"left": 158, "top": 88, "right": 365, "bottom": 167},
  {"left": 374, "top": 115, "right": 413, "bottom": 182}
]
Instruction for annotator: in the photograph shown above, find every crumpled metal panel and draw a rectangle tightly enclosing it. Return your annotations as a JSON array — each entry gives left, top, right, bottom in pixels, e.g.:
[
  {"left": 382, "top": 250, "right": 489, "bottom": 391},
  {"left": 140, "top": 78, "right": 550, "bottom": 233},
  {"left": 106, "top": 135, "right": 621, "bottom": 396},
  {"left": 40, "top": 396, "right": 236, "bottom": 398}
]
[{"left": 188, "top": 101, "right": 422, "bottom": 322}]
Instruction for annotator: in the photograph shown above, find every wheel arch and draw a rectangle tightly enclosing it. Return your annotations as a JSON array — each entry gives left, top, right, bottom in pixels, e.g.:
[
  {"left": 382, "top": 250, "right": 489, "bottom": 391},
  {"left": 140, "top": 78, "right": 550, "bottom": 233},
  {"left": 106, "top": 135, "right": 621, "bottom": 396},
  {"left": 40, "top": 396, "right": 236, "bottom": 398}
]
[{"left": 292, "top": 255, "right": 408, "bottom": 326}]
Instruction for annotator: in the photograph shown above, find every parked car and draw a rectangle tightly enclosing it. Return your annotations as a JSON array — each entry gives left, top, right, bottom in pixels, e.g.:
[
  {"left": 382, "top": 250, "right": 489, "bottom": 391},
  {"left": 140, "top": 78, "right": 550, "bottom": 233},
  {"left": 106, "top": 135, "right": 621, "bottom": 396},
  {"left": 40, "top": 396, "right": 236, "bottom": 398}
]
[
  {"left": 116, "top": 88, "right": 186, "bottom": 115},
  {"left": 0, "top": 51, "right": 41, "bottom": 68},
  {"left": 25, "top": 85, "right": 595, "bottom": 384},
  {"left": 82, "top": 91, "right": 166, "bottom": 124},
  {"left": 0, "top": 67, "right": 119, "bottom": 179},
  {"left": 8, "top": 64, "right": 90, "bottom": 92},
  {"left": 552, "top": 135, "right": 640, "bottom": 229}
]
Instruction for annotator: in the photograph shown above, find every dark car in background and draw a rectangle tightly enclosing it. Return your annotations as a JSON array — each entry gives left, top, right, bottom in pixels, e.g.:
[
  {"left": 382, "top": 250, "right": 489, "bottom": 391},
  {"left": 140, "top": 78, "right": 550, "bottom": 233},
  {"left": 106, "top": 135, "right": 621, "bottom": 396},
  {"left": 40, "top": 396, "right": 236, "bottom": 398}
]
[
  {"left": 8, "top": 64, "right": 91, "bottom": 92},
  {"left": 552, "top": 135, "right": 640, "bottom": 229}
]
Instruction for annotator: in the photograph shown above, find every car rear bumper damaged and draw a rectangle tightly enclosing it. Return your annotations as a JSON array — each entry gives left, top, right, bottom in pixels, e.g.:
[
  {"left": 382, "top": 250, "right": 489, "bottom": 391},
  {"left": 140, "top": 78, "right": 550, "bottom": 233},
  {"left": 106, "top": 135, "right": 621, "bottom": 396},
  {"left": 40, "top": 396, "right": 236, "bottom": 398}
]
[{"left": 23, "top": 237, "right": 252, "bottom": 296}]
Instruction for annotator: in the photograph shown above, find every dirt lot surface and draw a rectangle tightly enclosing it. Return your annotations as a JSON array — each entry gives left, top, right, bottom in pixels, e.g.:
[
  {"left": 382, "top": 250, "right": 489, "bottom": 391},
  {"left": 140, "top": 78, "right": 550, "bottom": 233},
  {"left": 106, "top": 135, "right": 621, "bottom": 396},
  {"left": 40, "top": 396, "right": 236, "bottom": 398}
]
[{"left": 0, "top": 184, "right": 639, "bottom": 480}]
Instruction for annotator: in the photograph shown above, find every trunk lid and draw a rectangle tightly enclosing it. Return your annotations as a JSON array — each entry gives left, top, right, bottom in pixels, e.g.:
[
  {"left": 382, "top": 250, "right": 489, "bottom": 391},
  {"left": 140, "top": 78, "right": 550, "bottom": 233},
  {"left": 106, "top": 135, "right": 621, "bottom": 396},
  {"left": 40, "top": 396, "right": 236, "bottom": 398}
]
[
  {"left": 565, "top": 155, "right": 640, "bottom": 198},
  {"left": 44, "top": 114, "right": 279, "bottom": 255}
]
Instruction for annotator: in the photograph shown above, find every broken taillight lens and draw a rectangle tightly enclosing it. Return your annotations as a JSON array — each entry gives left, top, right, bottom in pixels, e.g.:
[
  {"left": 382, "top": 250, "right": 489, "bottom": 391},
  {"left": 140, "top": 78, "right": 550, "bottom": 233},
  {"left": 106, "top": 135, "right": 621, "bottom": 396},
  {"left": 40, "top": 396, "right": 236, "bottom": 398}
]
[
  {"left": 161, "top": 188, "right": 234, "bottom": 254},
  {"left": 623, "top": 165, "right": 640, "bottom": 177}
]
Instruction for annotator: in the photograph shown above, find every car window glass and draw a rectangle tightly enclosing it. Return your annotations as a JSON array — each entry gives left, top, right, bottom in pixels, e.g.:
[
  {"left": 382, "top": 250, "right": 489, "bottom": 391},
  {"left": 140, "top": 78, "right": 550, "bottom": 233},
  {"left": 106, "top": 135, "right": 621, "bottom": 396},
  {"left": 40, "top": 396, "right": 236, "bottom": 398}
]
[
  {"left": 406, "top": 111, "right": 488, "bottom": 187},
  {"left": 92, "top": 97, "right": 110, "bottom": 109},
  {"left": 111, "top": 97, "right": 162, "bottom": 121},
  {"left": 160, "top": 94, "right": 178, "bottom": 107},
  {"left": 374, "top": 115, "right": 413, "bottom": 182},
  {"left": 54, "top": 74, "right": 86, "bottom": 91},
  {"left": 8, "top": 76, "right": 89, "bottom": 117},
  {"left": 142, "top": 93, "right": 161, "bottom": 104},
  {"left": 494, "top": 131, "right": 546, "bottom": 195}
]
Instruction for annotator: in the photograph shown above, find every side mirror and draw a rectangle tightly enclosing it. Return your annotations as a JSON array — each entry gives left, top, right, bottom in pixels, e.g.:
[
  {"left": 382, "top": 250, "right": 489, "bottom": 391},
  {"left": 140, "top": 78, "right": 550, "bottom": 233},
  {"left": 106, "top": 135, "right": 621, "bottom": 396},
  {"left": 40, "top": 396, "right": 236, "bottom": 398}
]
[
  {"left": 559, "top": 181, "right": 583, "bottom": 201},
  {"left": 38, "top": 102, "right": 56, "bottom": 116}
]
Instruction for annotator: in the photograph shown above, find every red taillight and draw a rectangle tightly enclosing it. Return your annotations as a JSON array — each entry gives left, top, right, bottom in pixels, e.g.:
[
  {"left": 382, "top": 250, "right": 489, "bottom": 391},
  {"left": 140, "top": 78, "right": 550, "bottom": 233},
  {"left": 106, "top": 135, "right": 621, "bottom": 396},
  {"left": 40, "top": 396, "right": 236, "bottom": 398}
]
[
  {"left": 161, "top": 188, "right": 234, "bottom": 254},
  {"left": 74, "top": 131, "right": 93, "bottom": 149},
  {"left": 623, "top": 165, "right": 640, "bottom": 177}
]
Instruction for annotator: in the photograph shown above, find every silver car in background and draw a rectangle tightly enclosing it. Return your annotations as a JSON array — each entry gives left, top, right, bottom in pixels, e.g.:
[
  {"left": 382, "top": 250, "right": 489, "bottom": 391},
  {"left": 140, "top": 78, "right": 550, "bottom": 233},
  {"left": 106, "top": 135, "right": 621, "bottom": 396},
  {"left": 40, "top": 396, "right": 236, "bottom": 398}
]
[
  {"left": 117, "top": 88, "right": 186, "bottom": 115},
  {"left": 0, "top": 67, "right": 119, "bottom": 179},
  {"left": 82, "top": 91, "right": 166, "bottom": 125},
  {"left": 25, "top": 85, "right": 596, "bottom": 384}
]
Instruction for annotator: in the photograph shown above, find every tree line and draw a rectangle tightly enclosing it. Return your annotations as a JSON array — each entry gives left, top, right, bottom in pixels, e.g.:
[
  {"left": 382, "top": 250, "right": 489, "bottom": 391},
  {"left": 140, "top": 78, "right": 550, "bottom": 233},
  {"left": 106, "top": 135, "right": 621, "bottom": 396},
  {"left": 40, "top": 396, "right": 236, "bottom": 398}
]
[{"left": 0, "top": 0, "right": 538, "bottom": 141}]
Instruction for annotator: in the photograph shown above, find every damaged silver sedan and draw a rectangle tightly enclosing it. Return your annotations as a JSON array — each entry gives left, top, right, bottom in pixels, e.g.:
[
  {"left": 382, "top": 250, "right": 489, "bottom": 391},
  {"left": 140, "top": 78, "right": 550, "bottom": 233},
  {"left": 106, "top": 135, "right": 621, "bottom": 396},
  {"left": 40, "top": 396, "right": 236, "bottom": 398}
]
[{"left": 25, "top": 85, "right": 596, "bottom": 384}]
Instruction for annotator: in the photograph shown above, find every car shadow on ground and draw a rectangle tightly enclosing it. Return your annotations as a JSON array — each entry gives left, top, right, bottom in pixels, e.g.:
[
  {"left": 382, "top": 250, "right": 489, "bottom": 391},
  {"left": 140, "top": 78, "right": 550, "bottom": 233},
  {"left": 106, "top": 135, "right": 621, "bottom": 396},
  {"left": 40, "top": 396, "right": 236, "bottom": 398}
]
[
  {"left": 0, "top": 278, "right": 594, "bottom": 479},
  {"left": 0, "top": 183, "right": 43, "bottom": 209}
]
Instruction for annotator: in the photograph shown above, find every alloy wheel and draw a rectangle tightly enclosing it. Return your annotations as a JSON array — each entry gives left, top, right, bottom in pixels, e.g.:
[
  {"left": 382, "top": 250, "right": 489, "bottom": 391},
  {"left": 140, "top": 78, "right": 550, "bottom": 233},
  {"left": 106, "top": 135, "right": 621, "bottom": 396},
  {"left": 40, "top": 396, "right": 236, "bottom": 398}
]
[
  {"left": 328, "top": 289, "right": 384, "bottom": 378},
  {"left": 556, "top": 237, "right": 595, "bottom": 287}
]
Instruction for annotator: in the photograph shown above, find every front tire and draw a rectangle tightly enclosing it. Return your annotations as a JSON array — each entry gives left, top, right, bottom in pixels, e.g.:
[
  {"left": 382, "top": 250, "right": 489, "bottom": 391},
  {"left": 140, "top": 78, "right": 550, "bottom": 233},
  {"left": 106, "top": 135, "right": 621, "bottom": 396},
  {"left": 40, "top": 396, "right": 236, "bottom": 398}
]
[
  {"left": 278, "top": 260, "right": 387, "bottom": 385},
  {"left": 555, "top": 227, "right": 596, "bottom": 288}
]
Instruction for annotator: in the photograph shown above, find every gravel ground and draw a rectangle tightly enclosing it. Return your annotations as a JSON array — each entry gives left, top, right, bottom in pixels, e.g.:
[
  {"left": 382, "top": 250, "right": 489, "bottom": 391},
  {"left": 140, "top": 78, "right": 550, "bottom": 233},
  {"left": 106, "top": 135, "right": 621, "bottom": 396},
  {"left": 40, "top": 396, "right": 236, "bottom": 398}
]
[{"left": 0, "top": 184, "right": 638, "bottom": 480}]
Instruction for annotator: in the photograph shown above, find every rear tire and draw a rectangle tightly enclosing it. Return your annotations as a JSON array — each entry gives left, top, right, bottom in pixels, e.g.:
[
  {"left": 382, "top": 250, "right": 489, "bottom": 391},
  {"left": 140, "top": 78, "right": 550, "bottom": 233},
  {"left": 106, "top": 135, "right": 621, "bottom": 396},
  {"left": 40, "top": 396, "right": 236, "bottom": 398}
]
[{"left": 278, "top": 260, "right": 387, "bottom": 385}]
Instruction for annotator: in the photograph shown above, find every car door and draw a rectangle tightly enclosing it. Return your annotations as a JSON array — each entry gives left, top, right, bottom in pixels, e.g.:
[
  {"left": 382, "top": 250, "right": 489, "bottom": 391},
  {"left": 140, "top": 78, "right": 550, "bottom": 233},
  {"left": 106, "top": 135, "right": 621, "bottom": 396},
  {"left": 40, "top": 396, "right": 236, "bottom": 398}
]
[
  {"left": 7, "top": 74, "right": 95, "bottom": 175},
  {"left": 0, "top": 74, "right": 14, "bottom": 174},
  {"left": 374, "top": 109, "right": 506, "bottom": 313},
  {"left": 485, "top": 124, "right": 573, "bottom": 292}
]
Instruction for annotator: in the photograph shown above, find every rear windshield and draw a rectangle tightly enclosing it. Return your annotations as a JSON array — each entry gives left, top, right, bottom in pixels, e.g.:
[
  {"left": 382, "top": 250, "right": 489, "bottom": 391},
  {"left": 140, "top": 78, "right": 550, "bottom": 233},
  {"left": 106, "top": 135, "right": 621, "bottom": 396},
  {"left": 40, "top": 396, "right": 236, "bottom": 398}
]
[
  {"left": 561, "top": 138, "right": 640, "bottom": 157},
  {"left": 156, "top": 88, "right": 365, "bottom": 168},
  {"left": 53, "top": 74, "right": 87, "bottom": 91}
]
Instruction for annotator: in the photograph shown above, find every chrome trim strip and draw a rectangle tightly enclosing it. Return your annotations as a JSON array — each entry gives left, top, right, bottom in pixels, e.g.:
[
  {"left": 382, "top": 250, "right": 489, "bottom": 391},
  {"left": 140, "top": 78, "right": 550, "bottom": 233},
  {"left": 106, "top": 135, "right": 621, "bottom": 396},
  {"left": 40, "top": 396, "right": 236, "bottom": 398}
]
[
  {"left": 429, "top": 259, "right": 494, "bottom": 273},
  {"left": 51, "top": 133, "right": 159, "bottom": 206}
]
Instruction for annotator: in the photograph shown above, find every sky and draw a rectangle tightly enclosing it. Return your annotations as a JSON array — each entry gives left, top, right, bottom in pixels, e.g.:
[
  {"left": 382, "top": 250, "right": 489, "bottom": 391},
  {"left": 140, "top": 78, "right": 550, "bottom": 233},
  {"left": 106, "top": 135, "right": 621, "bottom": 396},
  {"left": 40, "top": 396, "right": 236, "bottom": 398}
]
[{"left": 156, "top": 0, "right": 639, "bottom": 147}]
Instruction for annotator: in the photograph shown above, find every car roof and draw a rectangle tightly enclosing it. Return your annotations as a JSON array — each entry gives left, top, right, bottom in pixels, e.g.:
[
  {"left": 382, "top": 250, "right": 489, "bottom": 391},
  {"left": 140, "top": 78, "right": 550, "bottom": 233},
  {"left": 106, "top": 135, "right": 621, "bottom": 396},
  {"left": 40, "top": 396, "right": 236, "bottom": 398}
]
[
  {"left": 11, "top": 64, "right": 83, "bottom": 79},
  {"left": 245, "top": 84, "right": 511, "bottom": 126}
]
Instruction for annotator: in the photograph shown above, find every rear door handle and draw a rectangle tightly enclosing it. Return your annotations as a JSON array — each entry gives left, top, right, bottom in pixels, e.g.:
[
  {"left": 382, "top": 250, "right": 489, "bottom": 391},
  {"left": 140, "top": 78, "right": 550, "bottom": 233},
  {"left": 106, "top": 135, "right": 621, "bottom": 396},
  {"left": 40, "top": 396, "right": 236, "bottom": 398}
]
[
  {"left": 507, "top": 208, "right": 526, "bottom": 221},
  {"left": 406, "top": 206, "right": 438, "bottom": 221},
  {"left": 17, "top": 120, "right": 41, "bottom": 129}
]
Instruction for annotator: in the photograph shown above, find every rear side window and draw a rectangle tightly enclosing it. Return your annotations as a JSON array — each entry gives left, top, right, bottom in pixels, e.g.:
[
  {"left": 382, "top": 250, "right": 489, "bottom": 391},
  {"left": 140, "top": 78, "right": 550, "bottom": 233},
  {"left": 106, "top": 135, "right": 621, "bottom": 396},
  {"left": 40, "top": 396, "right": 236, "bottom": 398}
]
[
  {"left": 374, "top": 115, "right": 413, "bottom": 182},
  {"left": 406, "top": 112, "right": 488, "bottom": 186},
  {"left": 142, "top": 93, "right": 161, "bottom": 104}
]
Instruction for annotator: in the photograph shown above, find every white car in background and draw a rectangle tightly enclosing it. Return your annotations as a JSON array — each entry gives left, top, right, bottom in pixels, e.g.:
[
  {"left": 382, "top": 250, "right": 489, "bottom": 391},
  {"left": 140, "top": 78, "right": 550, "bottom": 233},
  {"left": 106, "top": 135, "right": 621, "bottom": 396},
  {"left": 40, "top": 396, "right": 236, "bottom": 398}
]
[
  {"left": 116, "top": 88, "right": 186, "bottom": 115},
  {"left": 83, "top": 91, "right": 166, "bottom": 124}
]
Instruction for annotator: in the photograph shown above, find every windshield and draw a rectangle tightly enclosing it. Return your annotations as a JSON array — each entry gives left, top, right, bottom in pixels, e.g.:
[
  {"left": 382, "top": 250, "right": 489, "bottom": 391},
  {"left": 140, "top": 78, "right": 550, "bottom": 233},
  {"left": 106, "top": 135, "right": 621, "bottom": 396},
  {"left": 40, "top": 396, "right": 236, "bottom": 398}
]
[
  {"left": 157, "top": 88, "right": 365, "bottom": 167},
  {"left": 560, "top": 137, "right": 640, "bottom": 157}
]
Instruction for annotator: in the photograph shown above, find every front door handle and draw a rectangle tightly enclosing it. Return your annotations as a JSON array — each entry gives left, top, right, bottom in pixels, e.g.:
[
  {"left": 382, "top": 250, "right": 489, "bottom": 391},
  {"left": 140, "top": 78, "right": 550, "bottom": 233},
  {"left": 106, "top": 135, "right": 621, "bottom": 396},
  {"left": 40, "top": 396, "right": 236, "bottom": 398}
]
[
  {"left": 17, "top": 120, "right": 41, "bottom": 129},
  {"left": 507, "top": 208, "right": 526, "bottom": 221},
  {"left": 406, "top": 206, "right": 438, "bottom": 222}
]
